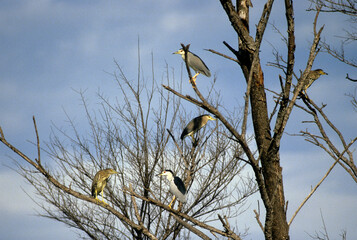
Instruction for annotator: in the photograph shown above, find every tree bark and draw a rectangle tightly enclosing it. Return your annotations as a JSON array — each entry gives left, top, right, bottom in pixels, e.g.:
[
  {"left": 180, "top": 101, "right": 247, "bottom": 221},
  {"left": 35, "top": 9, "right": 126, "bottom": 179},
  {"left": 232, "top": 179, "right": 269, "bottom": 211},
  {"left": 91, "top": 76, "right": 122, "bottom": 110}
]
[{"left": 220, "top": 0, "right": 289, "bottom": 239}]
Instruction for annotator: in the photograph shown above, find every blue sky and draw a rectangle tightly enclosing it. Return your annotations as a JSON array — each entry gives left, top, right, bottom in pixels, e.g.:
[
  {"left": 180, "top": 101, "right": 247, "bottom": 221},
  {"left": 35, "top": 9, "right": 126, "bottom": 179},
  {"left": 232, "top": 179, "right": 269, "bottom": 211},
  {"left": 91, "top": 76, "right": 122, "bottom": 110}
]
[{"left": 0, "top": 1, "right": 356, "bottom": 239}]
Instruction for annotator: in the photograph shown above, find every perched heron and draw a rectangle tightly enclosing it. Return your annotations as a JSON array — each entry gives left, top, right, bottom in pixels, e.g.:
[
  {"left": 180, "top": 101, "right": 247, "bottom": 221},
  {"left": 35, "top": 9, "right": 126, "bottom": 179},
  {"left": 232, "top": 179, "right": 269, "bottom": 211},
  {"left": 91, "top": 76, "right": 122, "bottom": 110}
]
[
  {"left": 159, "top": 170, "right": 187, "bottom": 209},
  {"left": 91, "top": 168, "right": 118, "bottom": 203},
  {"left": 173, "top": 48, "right": 211, "bottom": 83},
  {"left": 302, "top": 69, "right": 328, "bottom": 95},
  {"left": 181, "top": 114, "right": 216, "bottom": 142}
]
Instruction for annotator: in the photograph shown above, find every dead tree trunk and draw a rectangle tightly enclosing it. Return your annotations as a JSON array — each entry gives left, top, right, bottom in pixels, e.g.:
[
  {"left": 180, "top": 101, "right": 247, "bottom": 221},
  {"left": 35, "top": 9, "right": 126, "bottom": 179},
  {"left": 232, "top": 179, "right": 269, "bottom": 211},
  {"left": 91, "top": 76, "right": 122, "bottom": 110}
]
[{"left": 220, "top": 0, "right": 289, "bottom": 239}]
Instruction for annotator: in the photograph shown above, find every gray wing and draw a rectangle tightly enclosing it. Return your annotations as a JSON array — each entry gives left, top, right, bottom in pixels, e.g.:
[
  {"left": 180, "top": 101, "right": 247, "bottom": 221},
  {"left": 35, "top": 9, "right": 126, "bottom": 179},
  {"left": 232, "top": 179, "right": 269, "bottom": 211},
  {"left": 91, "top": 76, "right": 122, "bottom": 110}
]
[{"left": 187, "top": 51, "right": 211, "bottom": 77}]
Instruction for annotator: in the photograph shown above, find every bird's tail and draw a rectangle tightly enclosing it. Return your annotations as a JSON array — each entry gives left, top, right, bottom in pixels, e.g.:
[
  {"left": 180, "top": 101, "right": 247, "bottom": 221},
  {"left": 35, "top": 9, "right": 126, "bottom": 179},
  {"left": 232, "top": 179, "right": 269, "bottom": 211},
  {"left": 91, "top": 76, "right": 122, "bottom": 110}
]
[
  {"left": 91, "top": 185, "right": 96, "bottom": 197},
  {"left": 180, "top": 130, "right": 187, "bottom": 140}
]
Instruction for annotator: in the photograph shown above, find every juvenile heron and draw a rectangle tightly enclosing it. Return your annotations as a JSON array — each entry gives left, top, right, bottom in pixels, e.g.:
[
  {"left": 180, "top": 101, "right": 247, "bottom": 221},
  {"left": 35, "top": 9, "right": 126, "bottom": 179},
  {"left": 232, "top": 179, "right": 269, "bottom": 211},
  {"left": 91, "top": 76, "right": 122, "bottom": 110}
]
[
  {"left": 302, "top": 69, "right": 328, "bottom": 95},
  {"left": 91, "top": 168, "right": 118, "bottom": 203},
  {"left": 181, "top": 114, "right": 216, "bottom": 142},
  {"left": 159, "top": 170, "right": 187, "bottom": 209},
  {"left": 173, "top": 48, "right": 211, "bottom": 83}
]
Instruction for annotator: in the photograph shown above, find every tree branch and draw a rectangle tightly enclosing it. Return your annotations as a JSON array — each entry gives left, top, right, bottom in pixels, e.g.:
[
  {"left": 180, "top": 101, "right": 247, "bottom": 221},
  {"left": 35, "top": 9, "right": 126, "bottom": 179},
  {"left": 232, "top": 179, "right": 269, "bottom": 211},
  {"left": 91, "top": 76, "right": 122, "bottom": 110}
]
[
  {"left": 0, "top": 127, "right": 159, "bottom": 240},
  {"left": 288, "top": 137, "right": 357, "bottom": 226}
]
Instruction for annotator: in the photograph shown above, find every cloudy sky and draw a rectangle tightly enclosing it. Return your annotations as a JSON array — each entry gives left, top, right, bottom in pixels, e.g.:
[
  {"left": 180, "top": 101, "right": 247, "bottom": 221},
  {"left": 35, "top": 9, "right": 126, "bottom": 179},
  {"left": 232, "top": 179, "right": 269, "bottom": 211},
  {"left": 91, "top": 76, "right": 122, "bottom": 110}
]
[{"left": 0, "top": 1, "right": 356, "bottom": 239}]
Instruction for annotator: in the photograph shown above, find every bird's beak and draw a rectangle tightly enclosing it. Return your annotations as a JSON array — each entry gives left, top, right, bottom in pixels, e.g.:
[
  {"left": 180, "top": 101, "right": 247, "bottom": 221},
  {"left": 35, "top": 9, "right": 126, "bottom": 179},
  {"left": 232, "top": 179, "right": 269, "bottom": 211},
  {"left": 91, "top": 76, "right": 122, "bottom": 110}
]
[
  {"left": 324, "top": 72, "right": 328, "bottom": 75},
  {"left": 158, "top": 172, "right": 163, "bottom": 176},
  {"left": 173, "top": 51, "right": 179, "bottom": 55}
]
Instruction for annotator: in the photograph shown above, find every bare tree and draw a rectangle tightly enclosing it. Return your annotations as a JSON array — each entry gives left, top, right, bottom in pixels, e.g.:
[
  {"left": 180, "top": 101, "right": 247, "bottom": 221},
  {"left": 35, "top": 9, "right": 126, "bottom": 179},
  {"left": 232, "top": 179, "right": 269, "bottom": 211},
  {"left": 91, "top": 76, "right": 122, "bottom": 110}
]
[
  {"left": 1, "top": 1, "right": 356, "bottom": 240},
  {"left": 0, "top": 51, "right": 256, "bottom": 239},
  {"left": 163, "top": 1, "right": 355, "bottom": 240}
]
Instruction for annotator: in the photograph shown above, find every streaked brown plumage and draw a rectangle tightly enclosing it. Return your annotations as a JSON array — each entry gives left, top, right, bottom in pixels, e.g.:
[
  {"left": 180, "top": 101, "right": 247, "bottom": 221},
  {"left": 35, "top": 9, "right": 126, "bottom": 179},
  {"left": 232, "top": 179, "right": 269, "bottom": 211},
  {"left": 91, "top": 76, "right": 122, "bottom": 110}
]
[
  {"left": 302, "top": 69, "right": 328, "bottom": 95},
  {"left": 91, "top": 168, "right": 118, "bottom": 203}
]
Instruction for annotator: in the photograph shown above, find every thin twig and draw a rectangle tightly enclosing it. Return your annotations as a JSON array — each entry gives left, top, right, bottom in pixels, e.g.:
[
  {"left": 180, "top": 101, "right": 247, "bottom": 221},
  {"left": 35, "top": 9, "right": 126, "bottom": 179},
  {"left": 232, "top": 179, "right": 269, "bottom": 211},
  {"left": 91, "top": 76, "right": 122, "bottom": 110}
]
[
  {"left": 205, "top": 48, "right": 239, "bottom": 63},
  {"left": 166, "top": 129, "right": 185, "bottom": 163},
  {"left": 0, "top": 127, "right": 4, "bottom": 139},
  {"left": 217, "top": 214, "right": 242, "bottom": 239},
  {"left": 130, "top": 184, "right": 143, "bottom": 224},
  {"left": 288, "top": 138, "right": 357, "bottom": 226},
  {"left": 180, "top": 43, "right": 197, "bottom": 88},
  {"left": 254, "top": 209, "right": 264, "bottom": 232},
  {"left": 32, "top": 116, "right": 41, "bottom": 164},
  {"left": 346, "top": 73, "right": 357, "bottom": 82}
]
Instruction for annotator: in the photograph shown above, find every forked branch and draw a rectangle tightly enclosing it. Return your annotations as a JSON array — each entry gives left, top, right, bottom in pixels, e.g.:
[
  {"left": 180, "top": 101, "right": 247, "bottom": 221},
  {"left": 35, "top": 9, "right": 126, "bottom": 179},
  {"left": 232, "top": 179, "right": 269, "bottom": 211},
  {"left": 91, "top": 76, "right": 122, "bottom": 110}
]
[
  {"left": 288, "top": 137, "right": 357, "bottom": 226},
  {"left": 0, "top": 120, "right": 159, "bottom": 240}
]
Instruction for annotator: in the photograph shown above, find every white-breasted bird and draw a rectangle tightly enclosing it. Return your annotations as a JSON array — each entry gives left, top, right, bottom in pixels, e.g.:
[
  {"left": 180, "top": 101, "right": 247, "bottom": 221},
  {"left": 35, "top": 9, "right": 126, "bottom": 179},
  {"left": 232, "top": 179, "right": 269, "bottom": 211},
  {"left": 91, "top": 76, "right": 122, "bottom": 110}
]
[
  {"left": 159, "top": 170, "right": 187, "bottom": 209},
  {"left": 173, "top": 48, "right": 211, "bottom": 83}
]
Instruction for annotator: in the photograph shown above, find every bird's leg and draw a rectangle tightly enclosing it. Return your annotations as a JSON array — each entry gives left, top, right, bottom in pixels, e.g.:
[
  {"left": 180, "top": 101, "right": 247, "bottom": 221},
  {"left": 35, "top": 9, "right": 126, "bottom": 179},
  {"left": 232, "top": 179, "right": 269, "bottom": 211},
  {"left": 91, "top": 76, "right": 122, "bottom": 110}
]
[
  {"left": 168, "top": 196, "right": 176, "bottom": 209},
  {"left": 101, "top": 191, "right": 107, "bottom": 204},
  {"left": 190, "top": 134, "right": 195, "bottom": 143},
  {"left": 191, "top": 134, "right": 199, "bottom": 147},
  {"left": 190, "top": 134, "right": 199, "bottom": 147},
  {"left": 191, "top": 73, "right": 199, "bottom": 83},
  {"left": 93, "top": 190, "right": 99, "bottom": 202}
]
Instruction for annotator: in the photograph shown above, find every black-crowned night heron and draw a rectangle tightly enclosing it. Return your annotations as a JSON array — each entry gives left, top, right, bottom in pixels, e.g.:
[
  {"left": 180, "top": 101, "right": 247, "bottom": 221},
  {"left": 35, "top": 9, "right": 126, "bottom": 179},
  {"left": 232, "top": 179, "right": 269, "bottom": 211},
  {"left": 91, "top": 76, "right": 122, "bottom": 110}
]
[
  {"left": 91, "top": 168, "right": 118, "bottom": 203},
  {"left": 302, "top": 69, "right": 328, "bottom": 95},
  {"left": 159, "top": 170, "right": 187, "bottom": 209},
  {"left": 173, "top": 48, "right": 211, "bottom": 83},
  {"left": 181, "top": 114, "right": 216, "bottom": 142}
]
